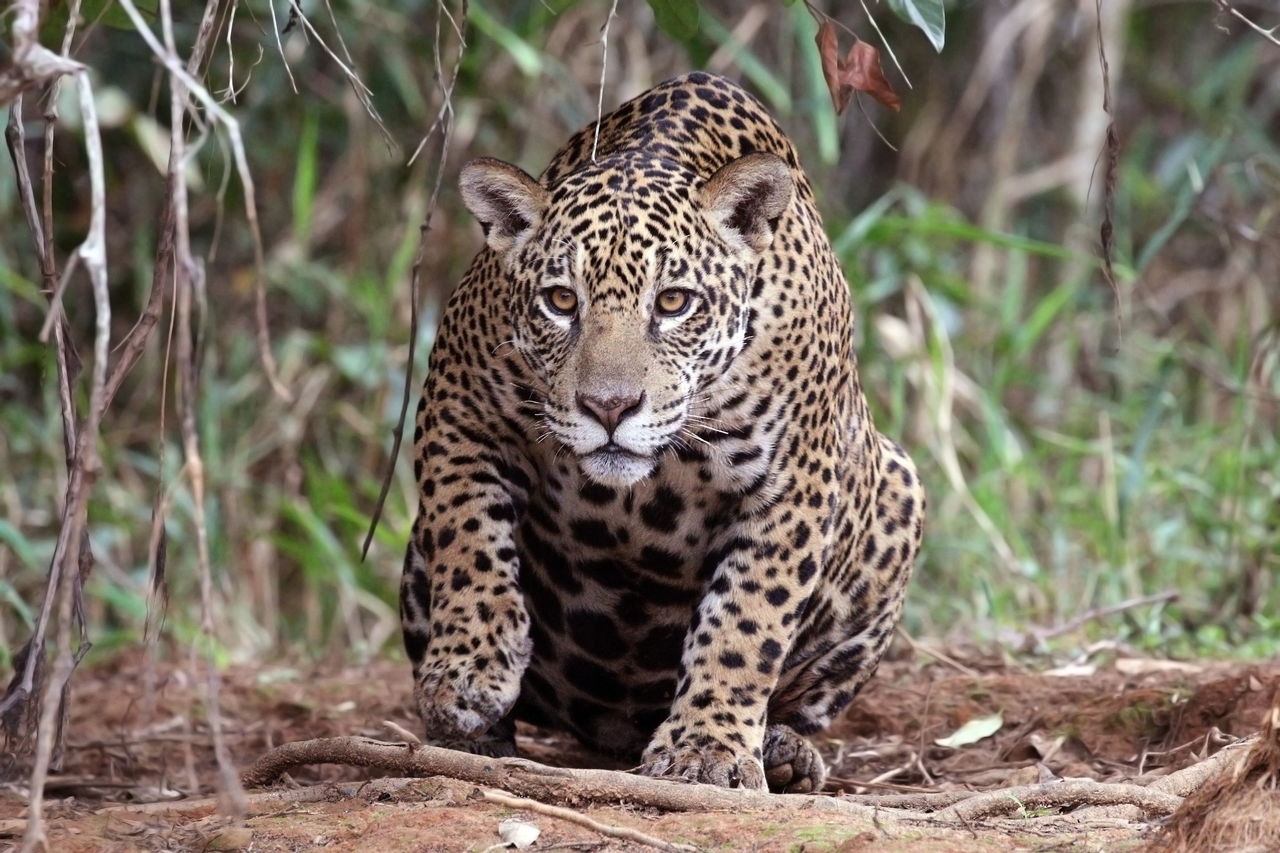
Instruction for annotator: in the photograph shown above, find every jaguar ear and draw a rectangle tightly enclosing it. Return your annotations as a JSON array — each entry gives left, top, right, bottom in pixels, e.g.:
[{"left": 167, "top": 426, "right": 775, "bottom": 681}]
[
  {"left": 459, "top": 157, "right": 548, "bottom": 257},
  {"left": 701, "top": 153, "right": 793, "bottom": 253}
]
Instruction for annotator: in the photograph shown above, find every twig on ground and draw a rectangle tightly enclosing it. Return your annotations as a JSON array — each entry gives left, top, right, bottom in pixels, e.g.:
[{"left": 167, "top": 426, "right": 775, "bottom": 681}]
[
  {"left": 933, "top": 779, "right": 1182, "bottom": 822},
  {"left": 480, "top": 789, "right": 697, "bottom": 853},
  {"left": 96, "top": 777, "right": 427, "bottom": 816},
  {"left": 1034, "top": 590, "right": 1179, "bottom": 643},
  {"left": 896, "top": 629, "right": 979, "bottom": 677},
  {"left": 382, "top": 720, "right": 423, "bottom": 745},
  {"left": 836, "top": 789, "right": 977, "bottom": 810}
]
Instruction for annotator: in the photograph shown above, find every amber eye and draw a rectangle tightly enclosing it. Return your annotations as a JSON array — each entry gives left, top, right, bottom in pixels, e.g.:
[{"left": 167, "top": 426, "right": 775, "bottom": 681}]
[
  {"left": 543, "top": 286, "right": 578, "bottom": 316},
  {"left": 655, "top": 288, "right": 692, "bottom": 316}
]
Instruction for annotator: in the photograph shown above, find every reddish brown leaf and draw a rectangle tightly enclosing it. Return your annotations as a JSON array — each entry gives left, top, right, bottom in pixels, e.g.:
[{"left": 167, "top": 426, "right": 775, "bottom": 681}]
[
  {"left": 813, "top": 20, "right": 901, "bottom": 115},
  {"left": 815, "top": 21, "right": 852, "bottom": 114},
  {"left": 841, "top": 40, "right": 901, "bottom": 112}
]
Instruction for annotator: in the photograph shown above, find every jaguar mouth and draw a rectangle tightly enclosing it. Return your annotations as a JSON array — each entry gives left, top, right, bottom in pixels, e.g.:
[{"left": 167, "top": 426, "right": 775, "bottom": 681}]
[
  {"left": 580, "top": 442, "right": 655, "bottom": 487},
  {"left": 592, "top": 441, "right": 646, "bottom": 459}
]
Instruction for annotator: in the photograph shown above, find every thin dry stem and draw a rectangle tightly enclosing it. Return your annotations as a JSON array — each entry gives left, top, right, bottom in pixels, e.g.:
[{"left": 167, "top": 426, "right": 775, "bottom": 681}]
[
  {"left": 20, "top": 60, "right": 111, "bottom": 853},
  {"left": 266, "top": 0, "right": 300, "bottom": 93},
  {"left": 591, "top": 0, "right": 619, "bottom": 164},
  {"left": 116, "top": 0, "right": 291, "bottom": 403},
  {"left": 1215, "top": 0, "right": 1280, "bottom": 46},
  {"left": 364, "top": 0, "right": 468, "bottom": 559},
  {"left": 155, "top": 0, "right": 247, "bottom": 818},
  {"left": 284, "top": 0, "right": 395, "bottom": 150},
  {"left": 0, "top": 0, "right": 84, "bottom": 105},
  {"left": 1035, "top": 589, "right": 1179, "bottom": 643},
  {"left": 480, "top": 789, "right": 698, "bottom": 853},
  {"left": 856, "top": 0, "right": 911, "bottom": 88}
]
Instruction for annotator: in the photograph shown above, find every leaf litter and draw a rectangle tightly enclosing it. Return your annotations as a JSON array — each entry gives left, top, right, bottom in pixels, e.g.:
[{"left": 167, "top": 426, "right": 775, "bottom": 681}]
[{"left": 0, "top": 649, "right": 1276, "bottom": 851}]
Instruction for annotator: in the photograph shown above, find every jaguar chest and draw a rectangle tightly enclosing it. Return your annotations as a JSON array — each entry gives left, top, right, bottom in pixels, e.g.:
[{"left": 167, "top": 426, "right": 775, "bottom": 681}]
[{"left": 507, "top": 449, "right": 742, "bottom": 741}]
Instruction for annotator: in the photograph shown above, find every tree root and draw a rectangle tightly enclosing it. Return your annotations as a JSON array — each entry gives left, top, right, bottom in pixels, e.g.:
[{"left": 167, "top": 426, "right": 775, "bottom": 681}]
[
  {"left": 239, "top": 737, "right": 917, "bottom": 821},
  {"left": 933, "top": 780, "right": 1182, "bottom": 821},
  {"left": 238, "top": 735, "right": 1194, "bottom": 827}
]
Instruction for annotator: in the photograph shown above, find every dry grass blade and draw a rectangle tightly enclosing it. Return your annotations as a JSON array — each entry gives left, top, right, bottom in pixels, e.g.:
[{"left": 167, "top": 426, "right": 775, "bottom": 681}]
[{"left": 115, "top": 0, "right": 291, "bottom": 403}]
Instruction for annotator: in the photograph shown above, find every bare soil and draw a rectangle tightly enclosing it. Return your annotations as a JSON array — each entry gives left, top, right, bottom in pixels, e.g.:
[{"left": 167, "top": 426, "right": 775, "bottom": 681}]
[{"left": 2, "top": 648, "right": 1276, "bottom": 851}]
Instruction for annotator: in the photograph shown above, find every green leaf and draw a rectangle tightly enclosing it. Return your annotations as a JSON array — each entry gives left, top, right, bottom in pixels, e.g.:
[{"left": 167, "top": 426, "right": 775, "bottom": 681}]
[
  {"left": 470, "top": 2, "right": 543, "bottom": 78},
  {"left": 41, "top": 0, "right": 154, "bottom": 45},
  {"left": 648, "top": 0, "right": 700, "bottom": 41},
  {"left": 885, "top": 0, "right": 945, "bottom": 52}
]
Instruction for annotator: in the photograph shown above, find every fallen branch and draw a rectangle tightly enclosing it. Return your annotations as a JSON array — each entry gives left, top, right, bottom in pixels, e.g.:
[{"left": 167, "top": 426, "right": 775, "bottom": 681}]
[
  {"left": 1149, "top": 734, "right": 1256, "bottom": 795},
  {"left": 933, "top": 779, "right": 1182, "bottom": 822},
  {"left": 480, "top": 789, "right": 697, "bottom": 853},
  {"left": 240, "top": 735, "right": 1198, "bottom": 829},
  {"left": 239, "top": 736, "right": 917, "bottom": 822}
]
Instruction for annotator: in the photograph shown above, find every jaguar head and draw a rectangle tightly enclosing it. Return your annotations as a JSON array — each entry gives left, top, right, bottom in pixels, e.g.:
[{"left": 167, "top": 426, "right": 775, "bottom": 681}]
[{"left": 460, "top": 151, "right": 792, "bottom": 487}]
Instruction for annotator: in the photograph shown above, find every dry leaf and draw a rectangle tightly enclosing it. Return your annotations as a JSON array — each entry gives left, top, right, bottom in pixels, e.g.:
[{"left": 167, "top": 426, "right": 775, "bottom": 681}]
[
  {"left": 1028, "top": 731, "right": 1066, "bottom": 763},
  {"left": 498, "top": 818, "right": 540, "bottom": 850},
  {"left": 1006, "top": 764, "right": 1040, "bottom": 786},
  {"left": 1044, "top": 663, "right": 1097, "bottom": 678},
  {"left": 934, "top": 713, "right": 1003, "bottom": 748},
  {"left": 841, "top": 41, "right": 901, "bottom": 112},
  {"left": 1115, "top": 658, "right": 1203, "bottom": 676},
  {"left": 814, "top": 20, "right": 901, "bottom": 114},
  {"left": 816, "top": 21, "right": 849, "bottom": 113}
]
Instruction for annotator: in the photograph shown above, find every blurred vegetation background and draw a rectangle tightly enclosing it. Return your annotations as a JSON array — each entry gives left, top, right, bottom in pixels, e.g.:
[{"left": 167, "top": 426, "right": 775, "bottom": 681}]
[{"left": 1, "top": 0, "right": 1277, "bottom": 675}]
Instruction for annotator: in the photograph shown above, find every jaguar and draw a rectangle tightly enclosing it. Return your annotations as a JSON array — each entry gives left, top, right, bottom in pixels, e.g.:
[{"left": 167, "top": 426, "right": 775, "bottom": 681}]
[{"left": 399, "top": 71, "right": 924, "bottom": 793}]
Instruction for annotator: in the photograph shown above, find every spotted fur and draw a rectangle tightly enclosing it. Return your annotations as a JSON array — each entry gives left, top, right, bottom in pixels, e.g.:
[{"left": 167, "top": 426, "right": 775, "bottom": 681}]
[{"left": 400, "top": 72, "right": 924, "bottom": 793}]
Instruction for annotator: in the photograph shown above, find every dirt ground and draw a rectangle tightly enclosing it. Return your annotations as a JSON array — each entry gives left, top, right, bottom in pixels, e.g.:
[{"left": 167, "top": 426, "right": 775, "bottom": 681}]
[{"left": 2, "top": 645, "right": 1277, "bottom": 852}]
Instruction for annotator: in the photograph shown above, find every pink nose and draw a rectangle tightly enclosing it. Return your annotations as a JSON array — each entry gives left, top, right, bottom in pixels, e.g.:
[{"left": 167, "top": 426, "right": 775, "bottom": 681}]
[{"left": 576, "top": 391, "right": 644, "bottom": 434}]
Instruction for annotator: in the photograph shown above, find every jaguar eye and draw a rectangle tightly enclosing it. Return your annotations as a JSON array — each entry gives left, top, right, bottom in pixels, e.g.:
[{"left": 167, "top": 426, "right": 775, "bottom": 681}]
[
  {"left": 655, "top": 288, "right": 692, "bottom": 316},
  {"left": 543, "top": 286, "right": 578, "bottom": 316}
]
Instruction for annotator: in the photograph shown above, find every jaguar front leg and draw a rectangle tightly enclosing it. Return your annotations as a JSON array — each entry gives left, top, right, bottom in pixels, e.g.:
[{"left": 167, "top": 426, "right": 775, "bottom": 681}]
[
  {"left": 637, "top": 479, "right": 833, "bottom": 791},
  {"left": 400, "top": 390, "right": 533, "bottom": 748}
]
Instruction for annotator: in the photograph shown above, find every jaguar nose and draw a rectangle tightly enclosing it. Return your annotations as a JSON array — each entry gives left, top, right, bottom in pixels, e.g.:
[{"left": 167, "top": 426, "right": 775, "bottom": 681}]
[{"left": 576, "top": 390, "right": 645, "bottom": 435}]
